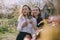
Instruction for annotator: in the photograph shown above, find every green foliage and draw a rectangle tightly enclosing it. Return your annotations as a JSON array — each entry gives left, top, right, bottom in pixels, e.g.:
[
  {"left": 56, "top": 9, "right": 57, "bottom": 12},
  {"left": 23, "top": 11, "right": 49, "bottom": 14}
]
[
  {"left": 0, "top": 4, "right": 18, "bottom": 34},
  {"left": 0, "top": 26, "right": 9, "bottom": 34},
  {"left": 0, "top": 23, "right": 17, "bottom": 34}
]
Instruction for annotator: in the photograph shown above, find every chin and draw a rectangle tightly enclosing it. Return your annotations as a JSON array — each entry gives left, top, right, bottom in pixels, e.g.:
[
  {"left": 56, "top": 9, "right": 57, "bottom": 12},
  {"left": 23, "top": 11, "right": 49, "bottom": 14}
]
[{"left": 24, "top": 38, "right": 31, "bottom": 40}]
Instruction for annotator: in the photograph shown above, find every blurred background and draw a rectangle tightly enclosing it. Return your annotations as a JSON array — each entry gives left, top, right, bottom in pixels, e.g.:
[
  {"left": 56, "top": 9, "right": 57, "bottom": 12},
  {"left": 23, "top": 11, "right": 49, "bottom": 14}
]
[{"left": 0, "top": 0, "right": 60, "bottom": 40}]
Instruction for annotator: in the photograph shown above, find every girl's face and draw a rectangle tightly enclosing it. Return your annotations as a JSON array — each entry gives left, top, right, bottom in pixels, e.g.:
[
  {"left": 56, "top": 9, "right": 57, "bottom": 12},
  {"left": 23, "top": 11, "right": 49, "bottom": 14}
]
[
  {"left": 32, "top": 7, "right": 40, "bottom": 16},
  {"left": 22, "top": 6, "right": 30, "bottom": 16},
  {"left": 24, "top": 35, "right": 31, "bottom": 40}
]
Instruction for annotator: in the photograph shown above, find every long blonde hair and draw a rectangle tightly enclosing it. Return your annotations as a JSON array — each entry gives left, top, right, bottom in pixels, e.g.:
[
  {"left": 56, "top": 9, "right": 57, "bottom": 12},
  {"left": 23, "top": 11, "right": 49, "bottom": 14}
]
[{"left": 18, "top": 5, "right": 31, "bottom": 21}]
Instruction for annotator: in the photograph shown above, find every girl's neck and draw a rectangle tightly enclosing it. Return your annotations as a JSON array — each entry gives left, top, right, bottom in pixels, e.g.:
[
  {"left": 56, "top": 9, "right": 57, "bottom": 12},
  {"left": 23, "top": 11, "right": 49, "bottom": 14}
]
[
  {"left": 23, "top": 15, "right": 27, "bottom": 18},
  {"left": 35, "top": 16, "right": 38, "bottom": 19}
]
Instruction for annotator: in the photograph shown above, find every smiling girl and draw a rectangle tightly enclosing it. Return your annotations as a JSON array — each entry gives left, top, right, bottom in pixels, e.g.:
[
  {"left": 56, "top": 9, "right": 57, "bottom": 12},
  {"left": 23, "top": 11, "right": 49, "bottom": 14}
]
[{"left": 16, "top": 5, "right": 37, "bottom": 40}]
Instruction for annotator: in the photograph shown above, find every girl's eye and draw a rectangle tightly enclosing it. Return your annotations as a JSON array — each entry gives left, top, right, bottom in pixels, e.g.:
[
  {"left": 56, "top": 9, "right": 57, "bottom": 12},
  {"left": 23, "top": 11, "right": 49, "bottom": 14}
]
[
  {"left": 33, "top": 9, "right": 39, "bottom": 11},
  {"left": 25, "top": 8, "right": 27, "bottom": 10}
]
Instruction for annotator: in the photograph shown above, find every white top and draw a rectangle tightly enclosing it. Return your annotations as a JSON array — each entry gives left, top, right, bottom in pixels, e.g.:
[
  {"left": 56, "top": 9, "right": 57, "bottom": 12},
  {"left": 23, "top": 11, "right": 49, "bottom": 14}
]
[{"left": 17, "top": 17, "right": 37, "bottom": 35}]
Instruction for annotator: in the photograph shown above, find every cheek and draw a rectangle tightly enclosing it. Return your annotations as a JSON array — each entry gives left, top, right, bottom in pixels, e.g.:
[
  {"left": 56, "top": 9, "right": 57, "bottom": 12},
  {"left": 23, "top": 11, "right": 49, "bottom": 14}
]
[
  {"left": 22, "top": 9, "right": 29, "bottom": 13},
  {"left": 24, "top": 38, "right": 29, "bottom": 40},
  {"left": 37, "top": 11, "right": 40, "bottom": 14},
  {"left": 22, "top": 10, "right": 28, "bottom": 14},
  {"left": 32, "top": 10, "right": 37, "bottom": 14},
  {"left": 24, "top": 37, "right": 31, "bottom": 40},
  {"left": 22, "top": 10, "right": 25, "bottom": 13},
  {"left": 35, "top": 11, "right": 40, "bottom": 15},
  {"left": 32, "top": 11, "right": 39, "bottom": 16}
]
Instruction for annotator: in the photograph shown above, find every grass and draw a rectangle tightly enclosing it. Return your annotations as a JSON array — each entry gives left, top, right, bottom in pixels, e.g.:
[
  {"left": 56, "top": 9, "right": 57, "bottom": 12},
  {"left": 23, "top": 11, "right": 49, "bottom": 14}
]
[
  {"left": 0, "top": 18, "right": 18, "bottom": 40},
  {"left": 0, "top": 28, "right": 18, "bottom": 40}
]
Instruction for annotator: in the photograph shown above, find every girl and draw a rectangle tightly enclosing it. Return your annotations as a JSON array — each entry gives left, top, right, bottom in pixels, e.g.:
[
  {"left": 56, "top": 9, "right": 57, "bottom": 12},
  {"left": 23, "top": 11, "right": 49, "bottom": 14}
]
[
  {"left": 32, "top": 6, "right": 44, "bottom": 28},
  {"left": 17, "top": 32, "right": 32, "bottom": 40},
  {"left": 24, "top": 32, "right": 32, "bottom": 40},
  {"left": 31, "top": 6, "right": 44, "bottom": 40},
  {"left": 16, "top": 5, "right": 37, "bottom": 40}
]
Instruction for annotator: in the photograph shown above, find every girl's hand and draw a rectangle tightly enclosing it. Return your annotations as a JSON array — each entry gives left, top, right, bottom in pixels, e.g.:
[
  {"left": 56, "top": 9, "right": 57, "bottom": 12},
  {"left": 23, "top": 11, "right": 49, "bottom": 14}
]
[
  {"left": 29, "top": 19, "right": 39, "bottom": 31},
  {"left": 29, "top": 19, "right": 33, "bottom": 24},
  {"left": 22, "top": 22, "right": 28, "bottom": 27}
]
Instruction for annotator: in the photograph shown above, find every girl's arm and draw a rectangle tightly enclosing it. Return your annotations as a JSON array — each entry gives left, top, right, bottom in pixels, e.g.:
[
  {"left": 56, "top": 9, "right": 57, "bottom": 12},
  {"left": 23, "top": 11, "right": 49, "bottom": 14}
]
[
  {"left": 32, "top": 22, "right": 38, "bottom": 30},
  {"left": 17, "top": 15, "right": 27, "bottom": 32},
  {"left": 17, "top": 18, "right": 28, "bottom": 32},
  {"left": 38, "top": 21, "right": 44, "bottom": 25},
  {"left": 17, "top": 19, "right": 24, "bottom": 32},
  {"left": 29, "top": 18, "right": 38, "bottom": 30}
]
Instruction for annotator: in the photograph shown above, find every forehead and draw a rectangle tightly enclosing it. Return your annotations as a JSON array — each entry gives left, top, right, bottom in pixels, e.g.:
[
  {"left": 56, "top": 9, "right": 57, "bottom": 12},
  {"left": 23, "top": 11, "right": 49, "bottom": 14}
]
[
  {"left": 25, "top": 35, "right": 30, "bottom": 36},
  {"left": 23, "top": 6, "right": 28, "bottom": 8},
  {"left": 33, "top": 7, "right": 38, "bottom": 9},
  {"left": 32, "top": 7, "right": 39, "bottom": 10}
]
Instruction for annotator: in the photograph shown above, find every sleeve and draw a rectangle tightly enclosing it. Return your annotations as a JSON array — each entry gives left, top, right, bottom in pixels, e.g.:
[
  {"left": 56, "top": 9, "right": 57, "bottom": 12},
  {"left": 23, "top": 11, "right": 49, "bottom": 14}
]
[
  {"left": 32, "top": 18, "right": 37, "bottom": 26},
  {"left": 17, "top": 19, "right": 25, "bottom": 32},
  {"left": 39, "top": 17, "right": 43, "bottom": 21}
]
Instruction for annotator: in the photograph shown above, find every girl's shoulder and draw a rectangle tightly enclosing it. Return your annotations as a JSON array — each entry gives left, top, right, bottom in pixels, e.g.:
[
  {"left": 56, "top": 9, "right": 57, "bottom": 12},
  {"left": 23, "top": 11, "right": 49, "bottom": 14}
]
[
  {"left": 32, "top": 17, "right": 36, "bottom": 20},
  {"left": 39, "top": 16, "right": 42, "bottom": 19},
  {"left": 38, "top": 16, "right": 43, "bottom": 20},
  {"left": 18, "top": 15, "right": 24, "bottom": 21}
]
